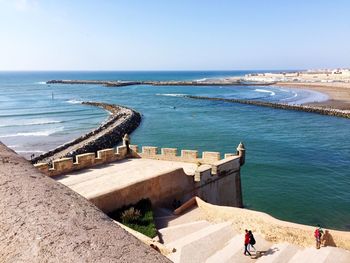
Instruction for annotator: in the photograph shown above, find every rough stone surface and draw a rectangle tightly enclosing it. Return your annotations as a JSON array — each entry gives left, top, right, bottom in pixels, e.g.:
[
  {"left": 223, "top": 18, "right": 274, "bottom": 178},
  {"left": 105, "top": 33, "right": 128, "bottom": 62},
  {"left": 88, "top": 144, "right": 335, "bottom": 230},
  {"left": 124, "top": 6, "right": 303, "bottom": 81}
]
[{"left": 0, "top": 142, "right": 170, "bottom": 263}]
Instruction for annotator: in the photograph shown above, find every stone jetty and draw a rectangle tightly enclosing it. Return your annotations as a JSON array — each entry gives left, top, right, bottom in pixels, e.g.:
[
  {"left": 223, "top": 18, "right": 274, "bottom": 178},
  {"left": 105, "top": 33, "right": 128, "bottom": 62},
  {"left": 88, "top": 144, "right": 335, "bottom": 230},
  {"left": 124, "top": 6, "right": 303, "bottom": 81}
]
[
  {"left": 185, "top": 95, "right": 350, "bottom": 119},
  {"left": 32, "top": 101, "right": 141, "bottom": 164},
  {"left": 46, "top": 79, "right": 276, "bottom": 87}
]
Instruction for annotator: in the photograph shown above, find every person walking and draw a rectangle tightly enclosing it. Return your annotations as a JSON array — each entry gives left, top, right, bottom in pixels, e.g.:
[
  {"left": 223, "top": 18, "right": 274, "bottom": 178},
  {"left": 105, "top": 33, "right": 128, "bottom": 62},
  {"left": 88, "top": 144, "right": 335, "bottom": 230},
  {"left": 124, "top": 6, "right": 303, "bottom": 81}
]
[
  {"left": 244, "top": 229, "right": 252, "bottom": 256},
  {"left": 248, "top": 230, "right": 257, "bottom": 253},
  {"left": 314, "top": 224, "right": 323, "bottom": 249},
  {"left": 314, "top": 225, "right": 323, "bottom": 249}
]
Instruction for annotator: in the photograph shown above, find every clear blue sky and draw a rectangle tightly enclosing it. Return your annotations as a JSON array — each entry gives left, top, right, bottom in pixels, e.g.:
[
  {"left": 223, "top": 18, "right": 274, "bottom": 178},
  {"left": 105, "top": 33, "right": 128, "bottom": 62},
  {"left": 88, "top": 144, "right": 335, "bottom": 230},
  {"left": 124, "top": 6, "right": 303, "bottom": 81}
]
[{"left": 0, "top": 0, "right": 349, "bottom": 70}]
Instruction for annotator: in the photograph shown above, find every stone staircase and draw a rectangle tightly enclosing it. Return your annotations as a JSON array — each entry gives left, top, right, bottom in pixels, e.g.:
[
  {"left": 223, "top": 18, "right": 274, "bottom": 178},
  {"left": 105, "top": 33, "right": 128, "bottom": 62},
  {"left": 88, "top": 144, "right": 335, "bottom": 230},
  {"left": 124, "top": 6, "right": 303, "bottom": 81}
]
[{"left": 153, "top": 208, "right": 350, "bottom": 263}]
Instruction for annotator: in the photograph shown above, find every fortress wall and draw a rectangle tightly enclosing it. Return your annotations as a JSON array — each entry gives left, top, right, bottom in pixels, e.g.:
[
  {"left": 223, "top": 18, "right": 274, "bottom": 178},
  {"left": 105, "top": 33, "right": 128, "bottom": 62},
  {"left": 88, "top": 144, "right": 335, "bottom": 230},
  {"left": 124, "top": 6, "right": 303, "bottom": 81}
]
[
  {"left": 90, "top": 168, "right": 195, "bottom": 214},
  {"left": 34, "top": 145, "right": 130, "bottom": 177},
  {"left": 194, "top": 156, "right": 242, "bottom": 207},
  {"left": 34, "top": 143, "right": 245, "bottom": 210},
  {"left": 137, "top": 146, "right": 239, "bottom": 165},
  {"left": 85, "top": 153, "right": 244, "bottom": 213},
  {"left": 35, "top": 144, "right": 241, "bottom": 177}
]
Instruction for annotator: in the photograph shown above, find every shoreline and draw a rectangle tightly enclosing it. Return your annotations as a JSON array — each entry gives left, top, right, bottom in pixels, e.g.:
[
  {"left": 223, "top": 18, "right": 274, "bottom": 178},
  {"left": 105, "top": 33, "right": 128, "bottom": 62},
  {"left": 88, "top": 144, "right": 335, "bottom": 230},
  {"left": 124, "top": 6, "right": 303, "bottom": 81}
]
[
  {"left": 32, "top": 102, "right": 141, "bottom": 164},
  {"left": 274, "top": 82, "right": 350, "bottom": 110}
]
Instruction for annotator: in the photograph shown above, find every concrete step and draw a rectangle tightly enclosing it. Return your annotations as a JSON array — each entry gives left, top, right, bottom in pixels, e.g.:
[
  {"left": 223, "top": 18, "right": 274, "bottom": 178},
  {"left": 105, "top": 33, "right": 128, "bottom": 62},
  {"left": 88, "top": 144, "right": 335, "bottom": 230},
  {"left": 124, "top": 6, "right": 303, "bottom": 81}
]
[
  {"left": 288, "top": 247, "right": 332, "bottom": 263},
  {"left": 167, "top": 222, "right": 236, "bottom": 263},
  {"left": 324, "top": 246, "right": 350, "bottom": 263},
  {"left": 256, "top": 242, "right": 300, "bottom": 263},
  {"left": 205, "top": 234, "right": 243, "bottom": 263},
  {"left": 225, "top": 233, "right": 273, "bottom": 263},
  {"left": 155, "top": 207, "right": 202, "bottom": 229},
  {"left": 156, "top": 220, "right": 211, "bottom": 244}
]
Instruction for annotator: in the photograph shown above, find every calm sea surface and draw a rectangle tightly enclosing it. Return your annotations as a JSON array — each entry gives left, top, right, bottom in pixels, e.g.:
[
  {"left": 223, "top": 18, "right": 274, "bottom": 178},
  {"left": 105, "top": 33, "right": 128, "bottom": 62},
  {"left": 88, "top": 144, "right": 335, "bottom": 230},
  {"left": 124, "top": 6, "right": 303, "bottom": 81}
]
[{"left": 0, "top": 71, "right": 349, "bottom": 230}]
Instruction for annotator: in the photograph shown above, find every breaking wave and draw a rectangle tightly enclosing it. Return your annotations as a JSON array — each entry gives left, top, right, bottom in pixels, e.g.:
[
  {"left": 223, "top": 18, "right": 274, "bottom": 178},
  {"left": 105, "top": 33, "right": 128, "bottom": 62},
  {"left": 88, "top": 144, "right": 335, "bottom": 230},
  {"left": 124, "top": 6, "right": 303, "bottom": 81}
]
[{"left": 254, "top": 89, "right": 276, "bottom": 96}]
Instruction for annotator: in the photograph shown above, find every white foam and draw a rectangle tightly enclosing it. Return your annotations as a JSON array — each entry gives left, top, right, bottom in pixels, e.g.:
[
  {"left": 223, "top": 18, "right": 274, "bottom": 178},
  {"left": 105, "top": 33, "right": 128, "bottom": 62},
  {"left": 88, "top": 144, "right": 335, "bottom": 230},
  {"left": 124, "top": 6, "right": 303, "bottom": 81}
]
[
  {"left": 280, "top": 92, "right": 298, "bottom": 101},
  {"left": 16, "top": 150, "right": 45, "bottom": 153},
  {"left": 156, "top": 93, "right": 187, "bottom": 97},
  {"left": 0, "top": 127, "right": 63, "bottom": 138},
  {"left": 35, "top": 81, "right": 47, "bottom": 85},
  {"left": 67, "top": 99, "right": 83, "bottom": 104},
  {"left": 254, "top": 89, "right": 276, "bottom": 96},
  {"left": 0, "top": 120, "right": 62, "bottom": 128},
  {"left": 195, "top": 78, "right": 207, "bottom": 82}
]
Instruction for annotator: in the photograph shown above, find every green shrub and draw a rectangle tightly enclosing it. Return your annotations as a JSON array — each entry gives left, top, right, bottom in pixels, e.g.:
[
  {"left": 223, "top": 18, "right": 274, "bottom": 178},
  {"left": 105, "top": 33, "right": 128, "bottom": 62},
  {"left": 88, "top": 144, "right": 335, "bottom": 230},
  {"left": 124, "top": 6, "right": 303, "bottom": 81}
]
[
  {"left": 121, "top": 207, "right": 141, "bottom": 224},
  {"left": 108, "top": 198, "right": 157, "bottom": 238}
]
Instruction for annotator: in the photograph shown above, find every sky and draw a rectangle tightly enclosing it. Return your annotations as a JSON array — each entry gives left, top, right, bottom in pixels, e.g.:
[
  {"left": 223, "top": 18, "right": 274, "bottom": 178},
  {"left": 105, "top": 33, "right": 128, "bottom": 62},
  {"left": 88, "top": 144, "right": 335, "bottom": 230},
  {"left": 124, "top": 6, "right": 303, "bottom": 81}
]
[{"left": 0, "top": 0, "right": 349, "bottom": 71}]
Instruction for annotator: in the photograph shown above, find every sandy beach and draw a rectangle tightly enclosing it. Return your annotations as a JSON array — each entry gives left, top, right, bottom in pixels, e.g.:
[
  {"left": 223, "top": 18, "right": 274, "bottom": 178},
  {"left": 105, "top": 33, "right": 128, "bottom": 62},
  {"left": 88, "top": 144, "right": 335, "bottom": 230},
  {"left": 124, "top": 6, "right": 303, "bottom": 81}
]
[{"left": 275, "top": 82, "right": 350, "bottom": 110}]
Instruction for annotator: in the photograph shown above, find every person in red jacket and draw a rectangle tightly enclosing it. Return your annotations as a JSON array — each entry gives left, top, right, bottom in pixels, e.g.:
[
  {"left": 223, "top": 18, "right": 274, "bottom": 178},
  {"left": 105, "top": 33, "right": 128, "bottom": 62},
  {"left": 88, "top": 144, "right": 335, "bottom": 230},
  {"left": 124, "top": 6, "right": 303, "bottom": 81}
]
[{"left": 244, "top": 229, "right": 251, "bottom": 256}]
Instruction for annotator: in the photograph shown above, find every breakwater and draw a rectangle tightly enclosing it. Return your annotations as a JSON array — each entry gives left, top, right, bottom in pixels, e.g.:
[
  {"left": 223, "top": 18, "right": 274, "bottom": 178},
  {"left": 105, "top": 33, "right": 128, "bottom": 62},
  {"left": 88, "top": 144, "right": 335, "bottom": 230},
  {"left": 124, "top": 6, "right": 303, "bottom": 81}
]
[
  {"left": 46, "top": 79, "right": 276, "bottom": 87},
  {"left": 31, "top": 102, "right": 141, "bottom": 164},
  {"left": 184, "top": 95, "right": 350, "bottom": 119}
]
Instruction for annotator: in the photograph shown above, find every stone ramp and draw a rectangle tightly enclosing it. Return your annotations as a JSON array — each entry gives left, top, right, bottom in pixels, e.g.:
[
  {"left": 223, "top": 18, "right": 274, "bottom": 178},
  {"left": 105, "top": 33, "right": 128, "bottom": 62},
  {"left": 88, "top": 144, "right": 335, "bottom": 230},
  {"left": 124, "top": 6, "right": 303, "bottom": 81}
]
[
  {"left": 155, "top": 208, "right": 350, "bottom": 263},
  {"left": 167, "top": 222, "right": 236, "bottom": 263}
]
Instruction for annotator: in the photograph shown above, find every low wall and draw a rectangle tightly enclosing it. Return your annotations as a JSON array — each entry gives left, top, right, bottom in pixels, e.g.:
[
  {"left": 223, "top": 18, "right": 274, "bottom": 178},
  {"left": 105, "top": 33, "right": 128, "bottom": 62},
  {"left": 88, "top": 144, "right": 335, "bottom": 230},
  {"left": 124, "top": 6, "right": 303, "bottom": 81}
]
[
  {"left": 34, "top": 145, "right": 129, "bottom": 177},
  {"left": 91, "top": 168, "right": 196, "bottom": 213},
  {"left": 35, "top": 144, "right": 245, "bottom": 210},
  {"left": 195, "top": 197, "right": 350, "bottom": 251},
  {"left": 131, "top": 145, "right": 238, "bottom": 165}
]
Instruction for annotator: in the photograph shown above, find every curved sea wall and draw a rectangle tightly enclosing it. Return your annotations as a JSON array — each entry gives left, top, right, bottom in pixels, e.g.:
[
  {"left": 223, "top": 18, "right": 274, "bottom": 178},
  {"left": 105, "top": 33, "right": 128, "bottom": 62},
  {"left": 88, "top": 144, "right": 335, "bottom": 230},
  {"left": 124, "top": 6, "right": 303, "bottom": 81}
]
[
  {"left": 32, "top": 102, "right": 141, "bottom": 164},
  {"left": 185, "top": 95, "right": 350, "bottom": 119}
]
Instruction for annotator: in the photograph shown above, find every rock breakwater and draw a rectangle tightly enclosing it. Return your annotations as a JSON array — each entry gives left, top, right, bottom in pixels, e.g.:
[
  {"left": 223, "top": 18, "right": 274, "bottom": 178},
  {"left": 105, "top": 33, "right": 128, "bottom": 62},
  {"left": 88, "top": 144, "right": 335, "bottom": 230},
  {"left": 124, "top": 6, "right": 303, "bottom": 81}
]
[
  {"left": 32, "top": 102, "right": 141, "bottom": 164},
  {"left": 46, "top": 79, "right": 275, "bottom": 87},
  {"left": 185, "top": 95, "right": 350, "bottom": 119}
]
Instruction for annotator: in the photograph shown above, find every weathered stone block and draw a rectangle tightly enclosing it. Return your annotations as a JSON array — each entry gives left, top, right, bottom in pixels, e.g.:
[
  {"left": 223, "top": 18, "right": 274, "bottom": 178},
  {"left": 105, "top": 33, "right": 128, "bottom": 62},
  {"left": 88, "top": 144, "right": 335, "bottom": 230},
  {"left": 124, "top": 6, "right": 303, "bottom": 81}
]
[
  {"left": 161, "top": 148, "right": 177, "bottom": 157},
  {"left": 202, "top": 151, "right": 221, "bottom": 163},
  {"left": 129, "top": 145, "right": 138, "bottom": 153},
  {"left": 75, "top": 153, "right": 95, "bottom": 167},
  {"left": 34, "top": 163, "right": 49, "bottom": 175},
  {"left": 181, "top": 150, "right": 198, "bottom": 161},
  {"left": 52, "top": 158, "right": 74, "bottom": 172},
  {"left": 211, "top": 156, "right": 240, "bottom": 175},
  {"left": 97, "top": 148, "right": 115, "bottom": 162},
  {"left": 224, "top": 153, "right": 236, "bottom": 158},
  {"left": 117, "top": 145, "right": 128, "bottom": 157},
  {"left": 142, "top": 146, "right": 158, "bottom": 157}
]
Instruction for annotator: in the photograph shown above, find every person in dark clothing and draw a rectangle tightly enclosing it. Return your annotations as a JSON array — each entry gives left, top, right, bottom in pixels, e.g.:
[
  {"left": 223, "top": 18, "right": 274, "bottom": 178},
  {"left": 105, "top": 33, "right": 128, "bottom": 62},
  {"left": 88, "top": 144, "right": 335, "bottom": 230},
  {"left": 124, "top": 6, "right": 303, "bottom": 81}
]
[
  {"left": 244, "top": 229, "right": 251, "bottom": 256},
  {"left": 248, "top": 230, "right": 257, "bottom": 253}
]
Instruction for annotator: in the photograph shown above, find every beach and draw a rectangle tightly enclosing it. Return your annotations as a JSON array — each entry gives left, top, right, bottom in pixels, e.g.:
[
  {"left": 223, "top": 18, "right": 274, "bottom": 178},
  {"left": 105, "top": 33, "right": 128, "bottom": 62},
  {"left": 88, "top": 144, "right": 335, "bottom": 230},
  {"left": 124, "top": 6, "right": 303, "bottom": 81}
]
[{"left": 275, "top": 82, "right": 350, "bottom": 110}]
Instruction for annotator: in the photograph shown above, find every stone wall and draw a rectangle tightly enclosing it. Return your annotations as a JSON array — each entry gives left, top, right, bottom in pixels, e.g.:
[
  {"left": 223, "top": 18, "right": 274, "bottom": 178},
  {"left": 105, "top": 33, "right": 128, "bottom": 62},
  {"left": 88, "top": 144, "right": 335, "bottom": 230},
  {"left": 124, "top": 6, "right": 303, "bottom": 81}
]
[
  {"left": 34, "top": 145, "right": 128, "bottom": 177},
  {"left": 34, "top": 143, "right": 245, "bottom": 210},
  {"left": 0, "top": 142, "right": 170, "bottom": 262}
]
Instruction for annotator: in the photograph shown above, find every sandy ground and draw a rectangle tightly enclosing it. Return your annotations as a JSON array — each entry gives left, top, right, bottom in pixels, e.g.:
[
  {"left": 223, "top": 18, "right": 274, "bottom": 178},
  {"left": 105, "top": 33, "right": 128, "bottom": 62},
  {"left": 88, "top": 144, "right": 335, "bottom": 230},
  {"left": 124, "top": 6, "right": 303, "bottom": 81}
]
[{"left": 275, "top": 82, "right": 350, "bottom": 110}]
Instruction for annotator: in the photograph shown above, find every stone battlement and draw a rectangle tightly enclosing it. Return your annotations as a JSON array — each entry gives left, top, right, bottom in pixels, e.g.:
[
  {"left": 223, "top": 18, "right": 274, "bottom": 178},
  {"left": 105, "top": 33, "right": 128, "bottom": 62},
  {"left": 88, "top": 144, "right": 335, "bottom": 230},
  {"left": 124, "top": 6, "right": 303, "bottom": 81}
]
[
  {"left": 34, "top": 145, "right": 128, "bottom": 177},
  {"left": 131, "top": 145, "right": 240, "bottom": 165},
  {"left": 34, "top": 143, "right": 245, "bottom": 178}
]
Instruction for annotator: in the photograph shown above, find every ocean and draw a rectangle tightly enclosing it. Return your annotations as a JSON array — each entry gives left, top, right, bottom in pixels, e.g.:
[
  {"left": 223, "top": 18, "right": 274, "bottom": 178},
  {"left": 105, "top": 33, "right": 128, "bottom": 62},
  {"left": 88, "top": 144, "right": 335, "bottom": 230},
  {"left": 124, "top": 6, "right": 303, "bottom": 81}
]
[{"left": 0, "top": 71, "right": 349, "bottom": 230}]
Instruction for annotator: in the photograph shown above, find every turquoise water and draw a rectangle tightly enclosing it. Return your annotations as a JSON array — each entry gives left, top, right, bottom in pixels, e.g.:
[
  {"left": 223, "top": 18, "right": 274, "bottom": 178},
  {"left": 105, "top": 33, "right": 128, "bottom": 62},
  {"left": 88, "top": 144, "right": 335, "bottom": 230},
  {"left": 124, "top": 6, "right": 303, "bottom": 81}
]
[{"left": 0, "top": 71, "right": 349, "bottom": 230}]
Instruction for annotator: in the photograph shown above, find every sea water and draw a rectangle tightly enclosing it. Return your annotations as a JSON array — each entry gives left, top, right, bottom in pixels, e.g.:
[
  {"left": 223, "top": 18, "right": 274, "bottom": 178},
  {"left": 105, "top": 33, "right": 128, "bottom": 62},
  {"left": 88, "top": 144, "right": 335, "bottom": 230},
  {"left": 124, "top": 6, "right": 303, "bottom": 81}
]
[{"left": 0, "top": 71, "right": 349, "bottom": 230}]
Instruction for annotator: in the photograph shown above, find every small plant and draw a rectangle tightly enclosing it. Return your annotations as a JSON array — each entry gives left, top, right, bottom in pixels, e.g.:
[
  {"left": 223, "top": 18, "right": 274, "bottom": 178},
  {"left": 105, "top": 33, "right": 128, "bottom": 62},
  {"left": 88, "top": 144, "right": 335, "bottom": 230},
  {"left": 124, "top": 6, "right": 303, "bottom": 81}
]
[
  {"left": 121, "top": 207, "right": 141, "bottom": 224},
  {"left": 108, "top": 199, "right": 157, "bottom": 238}
]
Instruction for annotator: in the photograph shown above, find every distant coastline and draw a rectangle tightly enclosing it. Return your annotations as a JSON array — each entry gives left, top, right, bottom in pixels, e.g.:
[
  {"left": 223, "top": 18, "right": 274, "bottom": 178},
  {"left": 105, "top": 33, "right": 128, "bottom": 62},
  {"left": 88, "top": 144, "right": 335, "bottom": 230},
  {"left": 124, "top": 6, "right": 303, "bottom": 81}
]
[{"left": 46, "top": 70, "right": 350, "bottom": 115}]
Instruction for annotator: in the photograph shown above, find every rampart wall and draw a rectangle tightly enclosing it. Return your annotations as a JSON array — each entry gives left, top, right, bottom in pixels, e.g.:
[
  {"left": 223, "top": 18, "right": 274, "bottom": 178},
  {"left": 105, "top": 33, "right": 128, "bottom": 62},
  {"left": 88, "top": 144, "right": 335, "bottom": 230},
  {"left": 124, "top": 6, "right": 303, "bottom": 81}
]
[{"left": 35, "top": 143, "right": 245, "bottom": 210}]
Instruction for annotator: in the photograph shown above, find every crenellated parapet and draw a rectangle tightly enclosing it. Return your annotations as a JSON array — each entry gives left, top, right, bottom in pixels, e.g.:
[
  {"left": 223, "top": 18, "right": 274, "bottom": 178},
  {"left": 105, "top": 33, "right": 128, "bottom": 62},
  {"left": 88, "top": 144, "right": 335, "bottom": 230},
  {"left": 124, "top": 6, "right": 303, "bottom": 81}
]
[
  {"left": 132, "top": 145, "right": 239, "bottom": 165},
  {"left": 34, "top": 145, "right": 128, "bottom": 177},
  {"left": 34, "top": 133, "right": 246, "bottom": 193}
]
